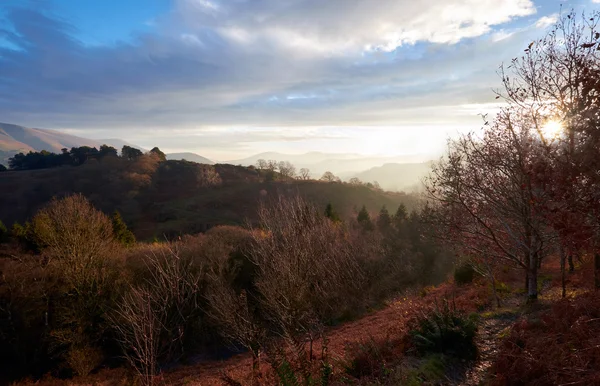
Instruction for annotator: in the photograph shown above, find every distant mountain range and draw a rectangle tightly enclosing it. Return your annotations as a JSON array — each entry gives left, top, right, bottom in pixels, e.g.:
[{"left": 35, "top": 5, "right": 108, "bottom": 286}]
[
  {"left": 0, "top": 123, "right": 213, "bottom": 165},
  {"left": 166, "top": 152, "right": 214, "bottom": 164},
  {"left": 227, "top": 151, "right": 434, "bottom": 191},
  {"left": 0, "top": 122, "right": 434, "bottom": 191}
]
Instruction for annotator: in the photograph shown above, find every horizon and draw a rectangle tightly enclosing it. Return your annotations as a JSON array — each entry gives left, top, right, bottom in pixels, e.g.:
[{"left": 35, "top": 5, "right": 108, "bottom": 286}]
[{"left": 1, "top": 0, "right": 597, "bottom": 160}]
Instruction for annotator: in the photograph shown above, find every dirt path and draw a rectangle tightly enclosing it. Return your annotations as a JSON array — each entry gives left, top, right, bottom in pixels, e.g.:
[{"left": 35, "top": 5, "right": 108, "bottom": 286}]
[{"left": 457, "top": 295, "right": 522, "bottom": 386}]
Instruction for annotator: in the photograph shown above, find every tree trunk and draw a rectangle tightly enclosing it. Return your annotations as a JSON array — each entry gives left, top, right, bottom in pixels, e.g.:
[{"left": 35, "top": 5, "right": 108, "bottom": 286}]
[
  {"left": 560, "top": 245, "right": 566, "bottom": 298},
  {"left": 524, "top": 252, "right": 530, "bottom": 293},
  {"left": 595, "top": 253, "right": 600, "bottom": 290},
  {"left": 527, "top": 251, "right": 538, "bottom": 302},
  {"left": 568, "top": 254, "right": 575, "bottom": 273}
]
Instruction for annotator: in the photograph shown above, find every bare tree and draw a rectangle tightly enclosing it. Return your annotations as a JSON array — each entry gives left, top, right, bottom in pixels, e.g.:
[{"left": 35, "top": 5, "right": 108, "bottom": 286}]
[
  {"left": 249, "top": 195, "right": 364, "bottom": 360},
  {"left": 266, "top": 159, "right": 278, "bottom": 172},
  {"left": 110, "top": 243, "right": 203, "bottom": 384},
  {"left": 256, "top": 159, "right": 267, "bottom": 170},
  {"left": 298, "top": 168, "right": 311, "bottom": 180},
  {"left": 425, "top": 112, "right": 554, "bottom": 300},
  {"left": 348, "top": 177, "right": 362, "bottom": 185},
  {"left": 278, "top": 161, "right": 297, "bottom": 179},
  {"left": 320, "top": 171, "right": 340, "bottom": 183}
]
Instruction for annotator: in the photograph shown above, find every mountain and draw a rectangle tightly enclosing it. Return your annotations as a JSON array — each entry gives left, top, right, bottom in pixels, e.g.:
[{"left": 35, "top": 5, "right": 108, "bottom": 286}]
[
  {"left": 227, "top": 151, "right": 435, "bottom": 179},
  {"left": 167, "top": 152, "right": 214, "bottom": 164},
  {"left": 98, "top": 138, "right": 146, "bottom": 152},
  {"left": 0, "top": 122, "right": 102, "bottom": 164},
  {"left": 350, "top": 162, "right": 434, "bottom": 192},
  {"left": 0, "top": 122, "right": 146, "bottom": 165}
]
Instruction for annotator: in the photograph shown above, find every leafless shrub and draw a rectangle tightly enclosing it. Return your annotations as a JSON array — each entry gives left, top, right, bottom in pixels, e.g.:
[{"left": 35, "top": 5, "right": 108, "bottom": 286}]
[
  {"left": 250, "top": 195, "right": 365, "bottom": 358},
  {"left": 111, "top": 243, "right": 203, "bottom": 385}
]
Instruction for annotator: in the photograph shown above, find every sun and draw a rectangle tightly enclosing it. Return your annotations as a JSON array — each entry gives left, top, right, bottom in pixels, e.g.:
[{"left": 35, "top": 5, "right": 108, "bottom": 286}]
[{"left": 540, "top": 120, "right": 563, "bottom": 140}]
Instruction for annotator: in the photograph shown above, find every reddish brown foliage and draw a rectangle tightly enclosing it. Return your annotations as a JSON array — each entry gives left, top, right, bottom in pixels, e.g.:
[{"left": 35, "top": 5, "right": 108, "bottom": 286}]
[{"left": 492, "top": 292, "right": 600, "bottom": 386}]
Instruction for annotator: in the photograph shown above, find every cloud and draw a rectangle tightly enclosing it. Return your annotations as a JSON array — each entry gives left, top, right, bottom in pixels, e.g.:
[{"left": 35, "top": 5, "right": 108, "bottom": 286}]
[
  {"left": 0, "top": 1, "right": 545, "bottom": 157},
  {"left": 535, "top": 14, "right": 558, "bottom": 28}
]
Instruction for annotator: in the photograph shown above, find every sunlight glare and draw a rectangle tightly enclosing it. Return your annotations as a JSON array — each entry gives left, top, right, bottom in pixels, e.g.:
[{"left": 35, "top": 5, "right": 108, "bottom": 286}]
[{"left": 540, "top": 120, "right": 563, "bottom": 140}]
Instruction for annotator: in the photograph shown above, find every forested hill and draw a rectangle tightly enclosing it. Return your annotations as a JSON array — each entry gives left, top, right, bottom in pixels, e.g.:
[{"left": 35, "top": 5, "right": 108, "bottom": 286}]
[{"left": 0, "top": 154, "right": 420, "bottom": 240}]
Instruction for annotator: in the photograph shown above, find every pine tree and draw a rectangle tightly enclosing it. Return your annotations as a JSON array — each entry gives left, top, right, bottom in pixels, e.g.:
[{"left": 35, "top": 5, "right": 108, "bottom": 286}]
[
  {"left": 324, "top": 203, "right": 340, "bottom": 222},
  {"left": 357, "top": 205, "right": 374, "bottom": 231},
  {"left": 112, "top": 211, "right": 136, "bottom": 247},
  {"left": 377, "top": 205, "right": 392, "bottom": 230}
]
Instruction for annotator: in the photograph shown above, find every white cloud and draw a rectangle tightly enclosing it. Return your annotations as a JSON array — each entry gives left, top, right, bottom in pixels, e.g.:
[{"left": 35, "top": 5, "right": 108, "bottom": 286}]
[
  {"left": 535, "top": 14, "right": 558, "bottom": 29},
  {"left": 174, "top": 0, "right": 536, "bottom": 54}
]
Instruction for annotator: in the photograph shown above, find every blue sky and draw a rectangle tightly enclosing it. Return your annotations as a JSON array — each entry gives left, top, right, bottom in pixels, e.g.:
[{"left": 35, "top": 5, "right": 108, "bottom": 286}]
[{"left": 0, "top": 0, "right": 596, "bottom": 160}]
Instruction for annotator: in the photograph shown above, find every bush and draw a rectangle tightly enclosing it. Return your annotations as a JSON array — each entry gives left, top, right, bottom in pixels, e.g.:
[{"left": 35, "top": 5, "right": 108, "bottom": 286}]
[
  {"left": 410, "top": 299, "right": 478, "bottom": 360},
  {"left": 454, "top": 262, "right": 476, "bottom": 285},
  {"left": 343, "top": 337, "right": 398, "bottom": 380}
]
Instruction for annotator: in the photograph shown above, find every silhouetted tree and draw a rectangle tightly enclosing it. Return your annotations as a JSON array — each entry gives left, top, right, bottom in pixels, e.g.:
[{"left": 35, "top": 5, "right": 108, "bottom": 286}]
[
  {"left": 98, "top": 144, "right": 118, "bottom": 158},
  {"left": 320, "top": 171, "right": 340, "bottom": 183},
  {"left": 0, "top": 164, "right": 6, "bottom": 172},
  {"left": 299, "top": 168, "right": 311, "bottom": 180},
  {"left": 149, "top": 147, "right": 167, "bottom": 162},
  {"left": 122, "top": 145, "right": 143, "bottom": 161},
  {"left": 256, "top": 159, "right": 267, "bottom": 170}
]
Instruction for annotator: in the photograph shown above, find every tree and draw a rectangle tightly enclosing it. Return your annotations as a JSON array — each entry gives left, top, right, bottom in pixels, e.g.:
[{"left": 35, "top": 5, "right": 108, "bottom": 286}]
[
  {"left": 349, "top": 177, "right": 362, "bottom": 185},
  {"left": 299, "top": 168, "right": 311, "bottom": 180},
  {"left": 278, "top": 161, "right": 296, "bottom": 179},
  {"left": 425, "top": 112, "right": 553, "bottom": 300},
  {"left": 324, "top": 203, "right": 340, "bottom": 222},
  {"left": 266, "top": 159, "right": 278, "bottom": 172},
  {"left": 122, "top": 145, "right": 143, "bottom": 161},
  {"left": 149, "top": 147, "right": 167, "bottom": 162},
  {"left": 320, "top": 171, "right": 340, "bottom": 183},
  {"left": 0, "top": 164, "right": 6, "bottom": 172},
  {"left": 70, "top": 146, "right": 99, "bottom": 165},
  {"left": 377, "top": 206, "right": 392, "bottom": 230},
  {"left": 112, "top": 211, "right": 136, "bottom": 247},
  {"left": 31, "top": 194, "right": 119, "bottom": 373},
  {"left": 98, "top": 145, "right": 118, "bottom": 158},
  {"left": 496, "top": 10, "right": 600, "bottom": 289},
  {"left": 256, "top": 159, "right": 267, "bottom": 170},
  {"left": 357, "top": 205, "right": 374, "bottom": 231}
]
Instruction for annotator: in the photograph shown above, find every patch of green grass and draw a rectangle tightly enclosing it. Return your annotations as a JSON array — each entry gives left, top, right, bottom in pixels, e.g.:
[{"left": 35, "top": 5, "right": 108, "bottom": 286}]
[
  {"left": 480, "top": 307, "right": 520, "bottom": 320},
  {"left": 401, "top": 355, "right": 447, "bottom": 385}
]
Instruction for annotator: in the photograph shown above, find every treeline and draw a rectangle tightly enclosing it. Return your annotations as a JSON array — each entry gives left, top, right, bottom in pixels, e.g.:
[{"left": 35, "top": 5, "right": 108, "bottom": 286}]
[
  {"left": 0, "top": 193, "right": 451, "bottom": 384},
  {"left": 7, "top": 145, "right": 167, "bottom": 171},
  {"left": 254, "top": 158, "right": 382, "bottom": 189}
]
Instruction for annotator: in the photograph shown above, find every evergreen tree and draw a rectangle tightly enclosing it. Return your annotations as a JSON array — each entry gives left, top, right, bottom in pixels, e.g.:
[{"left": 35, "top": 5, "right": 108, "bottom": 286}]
[
  {"left": 377, "top": 205, "right": 392, "bottom": 230},
  {"left": 324, "top": 202, "right": 340, "bottom": 222},
  {"left": 357, "top": 205, "right": 374, "bottom": 231},
  {"left": 111, "top": 211, "right": 136, "bottom": 247}
]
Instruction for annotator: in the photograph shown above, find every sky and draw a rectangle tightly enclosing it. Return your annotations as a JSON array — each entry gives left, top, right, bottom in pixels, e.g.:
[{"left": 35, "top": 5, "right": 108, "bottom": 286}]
[{"left": 0, "top": 0, "right": 597, "bottom": 160}]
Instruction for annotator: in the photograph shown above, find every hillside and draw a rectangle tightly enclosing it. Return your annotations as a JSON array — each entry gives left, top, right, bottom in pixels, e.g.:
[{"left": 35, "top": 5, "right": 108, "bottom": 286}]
[
  {"left": 227, "top": 151, "right": 435, "bottom": 179},
  {"left": 0, "top": 157, "right": 418, "bottom": 240},
  {"left": 0, "top": 123, "right": 151, "bottom": 166},
  {"left": 349, "top": 162, "right": 434, "bottom": 192},
  {"left": 166, "top": 152, "right": 214, "bottom": 164}
]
